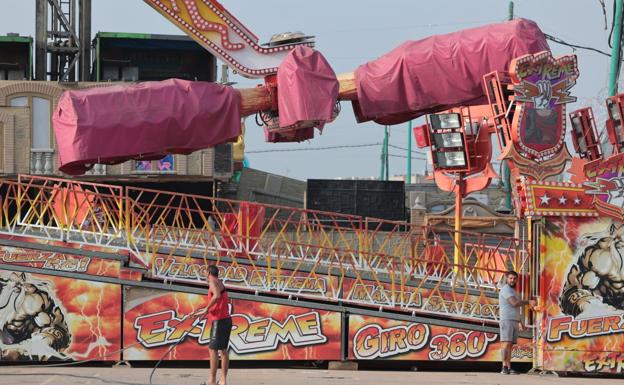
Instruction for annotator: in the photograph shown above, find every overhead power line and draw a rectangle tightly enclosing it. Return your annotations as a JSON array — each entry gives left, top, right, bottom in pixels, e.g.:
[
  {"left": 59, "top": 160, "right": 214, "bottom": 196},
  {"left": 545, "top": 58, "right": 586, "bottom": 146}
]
[
  {"left": 599, "top": 0, "right": 608, "bottom": 31},
  {"left": 247, "top": 143, "right": 382, "bottom": 154},
  {"left": 317, "top": 19, "right": 500, "bottom": 34},
  {"left": 608, "top": 0, "right": 616, "bottom": 48},
  {"left": 543, "top": 33, "right": 611, "bottom": 57},
  {"left": 389, "top": 153, "right": 426, "bottom": 160},
  {"left": 248, "top": 142, "right": 429, "bottom": 159},
  {"left": 388, "top": 143, "right": 424, "bottom": 154}
]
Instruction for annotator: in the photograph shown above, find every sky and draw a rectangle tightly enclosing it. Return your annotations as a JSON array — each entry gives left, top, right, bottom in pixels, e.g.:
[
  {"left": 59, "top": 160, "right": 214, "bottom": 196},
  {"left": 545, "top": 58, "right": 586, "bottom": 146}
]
[{"left": 0, "top": 0, "right": 617, "bottom": 181}]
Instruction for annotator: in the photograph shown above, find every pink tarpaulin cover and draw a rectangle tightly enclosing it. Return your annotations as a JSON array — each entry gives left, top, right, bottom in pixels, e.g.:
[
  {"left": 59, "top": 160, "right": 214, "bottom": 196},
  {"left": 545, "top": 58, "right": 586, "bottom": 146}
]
[
  {"left": 278, "top": 46, "right": 338, "bottom": 128},
  {"left": 353, "top": 18, "right": 549, "bottom": 125},
  {"left": 264, "top": 126, "right": 315, "bottom": 143},
  {"left": 265, "top": 46, "right": 338, "bottom": 143},
  {"left": 53, "top": 79, "right": 241, "bottom": 175}
]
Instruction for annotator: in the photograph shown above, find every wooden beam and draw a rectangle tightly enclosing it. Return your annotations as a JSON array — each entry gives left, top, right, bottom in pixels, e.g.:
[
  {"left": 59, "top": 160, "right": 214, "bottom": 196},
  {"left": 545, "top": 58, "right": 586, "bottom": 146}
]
[
  {"left": 239, "top": 87, "right": 272, "bottom": 117},
  {"left": 337, "top": 71, "right": 357, "bottom": 100},
  {"left": 238, "top": 71, "right": 357, "bottom": 117}
]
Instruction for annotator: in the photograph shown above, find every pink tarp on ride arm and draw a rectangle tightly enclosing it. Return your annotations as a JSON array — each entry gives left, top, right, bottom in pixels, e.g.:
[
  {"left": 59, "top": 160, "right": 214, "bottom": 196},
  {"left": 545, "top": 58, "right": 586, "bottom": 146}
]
[
  {"left": 264, "top": 46, "right": 338, "bottom": 143},
  {"left": 277, "top": 46, "right": 338, "bottom": 129},
  {"left": 353, "top": 18, "right": 549, "bottom": 125},
  {"left": 53, "top": 79, "right": 241, "bottom": 175}
]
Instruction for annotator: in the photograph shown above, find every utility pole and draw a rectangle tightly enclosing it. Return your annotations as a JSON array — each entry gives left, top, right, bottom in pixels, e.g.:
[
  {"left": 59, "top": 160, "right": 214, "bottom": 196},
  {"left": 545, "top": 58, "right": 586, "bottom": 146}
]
[
  {"left": 35, "top": 0, "right": 47, "bottom": 80},
  {"left": 379, "top": 126, "right": 390, "bottom": 180},
  {"left": 508, "top": 1, "right": 514, "bottom": 22},
  {"left": 502, "top": 0, "right": 514, "bottom": 212},
  {"left": 407, "top": 120, "right": 412, "bottom": 183},
  {"left": 79, "top": 0, "right": 92, "bottom": 81},
  {"left": 609, "top": 0, "right": 624, "bottom": 97},
  {"left": 380, "top": 126, "right": 387, "bottom": 180},
  {"left": 384, "top": 126, "right": 390, "bottom": 180}
]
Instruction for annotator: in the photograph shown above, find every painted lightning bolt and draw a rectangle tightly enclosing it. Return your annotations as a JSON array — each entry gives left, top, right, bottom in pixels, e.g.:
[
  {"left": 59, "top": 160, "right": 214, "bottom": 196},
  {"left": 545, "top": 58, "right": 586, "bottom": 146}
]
[
  {"left": 172, "top": 293, "right": 182, "bottom": 360},
  {"left": 551, "top": 78, "right": 577, "bottom": 105},
  {"left": 69, "top": 286, "right": 109, "bottom": 360},
  {"left": 584, "top": 179, "right": 611, "bottom": 195}
]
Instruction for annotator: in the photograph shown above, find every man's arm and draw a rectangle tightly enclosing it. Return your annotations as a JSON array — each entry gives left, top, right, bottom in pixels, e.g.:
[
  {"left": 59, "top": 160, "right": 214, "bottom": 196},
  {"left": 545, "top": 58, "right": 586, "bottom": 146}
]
[
  {"left": 507, "top": 295, "right": 535, "bottom": 330},
  {"left": 205, "top": 283, "right": 221, "bottom": 310},
  {"left": 518, "top": 320, "right": 526, "bottom": 332},
  {"left": 503, "top": 288, "right": 536, "bottom": 309},
  {"left": 507, "top": 296, "right": 531, "bottom": 308}
]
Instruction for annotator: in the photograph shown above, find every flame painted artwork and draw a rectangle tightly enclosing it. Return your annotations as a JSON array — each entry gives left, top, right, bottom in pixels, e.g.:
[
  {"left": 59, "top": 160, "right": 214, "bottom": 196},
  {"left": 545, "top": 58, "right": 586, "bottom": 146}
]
[{"left": 540, "top": 217, "right": 624, "bottom": 373}]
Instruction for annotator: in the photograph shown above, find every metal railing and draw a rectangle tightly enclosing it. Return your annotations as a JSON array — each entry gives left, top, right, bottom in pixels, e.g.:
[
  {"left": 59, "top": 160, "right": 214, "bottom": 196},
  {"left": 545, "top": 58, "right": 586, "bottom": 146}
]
[
  {"left": 2, "top": 175, "right": 125, "bottom": 247},
  {"left": 0, "top": 175, "right": 532, "bottom": 324}
]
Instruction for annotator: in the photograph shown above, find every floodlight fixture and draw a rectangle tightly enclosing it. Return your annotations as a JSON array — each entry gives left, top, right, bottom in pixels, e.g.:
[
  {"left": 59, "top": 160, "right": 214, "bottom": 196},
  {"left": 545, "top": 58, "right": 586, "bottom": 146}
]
[
  {"left": 569, "top": 107, "right": 602, "bottom": 161},
  {"left": 606, "top": 95, "right": 624, "bottom": 152},
  {"left": 426, "top": 112, "right": 470, "bottom": 172},
  {"left": 429, "top": 113, "right": 461, "bottom": 130},
  {"left": 435, "top": 151, "right": 468, "bottom": 168},
  {"left": 433, "top": 132, "right": 463, "bottom": 149}
]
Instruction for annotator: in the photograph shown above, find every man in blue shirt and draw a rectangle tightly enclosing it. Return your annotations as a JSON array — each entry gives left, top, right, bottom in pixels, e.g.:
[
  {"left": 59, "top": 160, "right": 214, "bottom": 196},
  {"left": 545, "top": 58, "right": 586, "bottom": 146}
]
[{"left": 499, "top": 270, "right": 535, "bottom": 374}]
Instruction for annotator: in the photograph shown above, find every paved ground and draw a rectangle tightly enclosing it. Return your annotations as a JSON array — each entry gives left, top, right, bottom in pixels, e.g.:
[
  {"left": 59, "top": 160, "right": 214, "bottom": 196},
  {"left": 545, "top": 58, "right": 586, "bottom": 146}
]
[{"left": 0, "top": 367, "right": 621, "bottom": 385}]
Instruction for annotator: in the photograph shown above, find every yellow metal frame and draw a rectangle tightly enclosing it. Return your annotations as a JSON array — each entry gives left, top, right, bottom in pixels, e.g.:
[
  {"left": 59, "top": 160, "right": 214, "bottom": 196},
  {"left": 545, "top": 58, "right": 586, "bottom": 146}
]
[{"left": 0, "top": 175, "right": 532, "bottom": 324}]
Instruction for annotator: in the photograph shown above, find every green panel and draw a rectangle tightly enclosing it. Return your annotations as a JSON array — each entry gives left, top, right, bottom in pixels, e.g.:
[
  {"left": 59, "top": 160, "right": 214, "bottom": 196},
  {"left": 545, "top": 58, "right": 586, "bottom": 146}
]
[
  {"left": 96, "top": 36, "right": 100, "bottom": 81},
  {"left": 96, "top": 32, "right": 152, "bottom": 40},
  {"left": 0, "top": 35, "right": 33, "bottom": 43}
]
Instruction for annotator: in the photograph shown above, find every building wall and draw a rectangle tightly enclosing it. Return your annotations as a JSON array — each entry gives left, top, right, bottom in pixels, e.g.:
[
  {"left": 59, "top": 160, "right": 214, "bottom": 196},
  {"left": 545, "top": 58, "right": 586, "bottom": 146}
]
[
  {"left": 237, "top": 168, "right": 305, "bottom": 207},
  {"left": 0, "top": 80, "right": 231, "bottom": 179},
  {"left": 406, "top": 181, "right": 507, "bottom": 213},
  {"left": 0, "top": 118, "right": 4, "bottom": 170}
]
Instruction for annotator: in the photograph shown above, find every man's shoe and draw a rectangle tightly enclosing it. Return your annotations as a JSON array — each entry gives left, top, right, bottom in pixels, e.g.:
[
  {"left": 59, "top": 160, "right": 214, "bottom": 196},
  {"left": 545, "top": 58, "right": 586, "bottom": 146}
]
[
  {"left": 508, "top": 369, "right": 519, "bottom": 374},
  {"left": 500, "top": 367, "right": 510, "bottom": 374}
]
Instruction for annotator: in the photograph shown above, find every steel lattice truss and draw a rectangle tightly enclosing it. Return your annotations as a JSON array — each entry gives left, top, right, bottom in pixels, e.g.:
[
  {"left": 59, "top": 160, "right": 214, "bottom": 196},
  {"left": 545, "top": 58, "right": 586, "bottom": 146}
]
[{"left": 0, "top": 175, "right": 533, "bottom": 324}]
